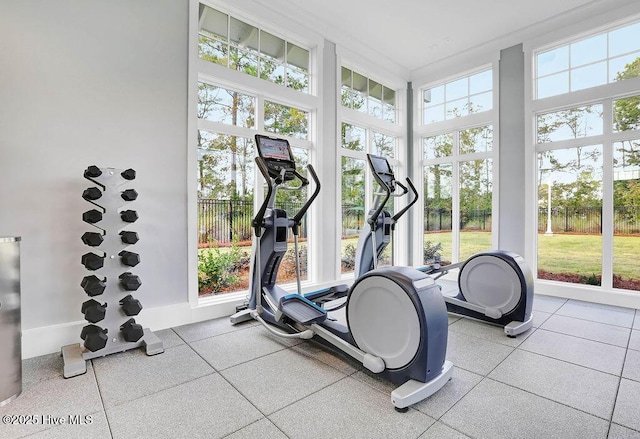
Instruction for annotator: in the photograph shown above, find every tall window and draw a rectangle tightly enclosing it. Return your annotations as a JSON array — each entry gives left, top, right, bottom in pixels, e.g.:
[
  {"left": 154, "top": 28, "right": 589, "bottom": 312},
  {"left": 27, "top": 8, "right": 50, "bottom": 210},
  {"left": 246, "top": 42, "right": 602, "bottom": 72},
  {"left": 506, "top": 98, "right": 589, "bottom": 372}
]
[
  {"left": 532, "top": 18, "right": 640, "bottom": 292},
  {"left": 194, "top": 2, "right": 316, "bottom": 297},
  {"left": 339, "top": 66, "right": 402, "bottom": 274},
  {"left": 340, "top": 123, "right": 399, "bottom": 273},
  {"left": 419, "top": 68, "right": 495, "bottom": 266}
]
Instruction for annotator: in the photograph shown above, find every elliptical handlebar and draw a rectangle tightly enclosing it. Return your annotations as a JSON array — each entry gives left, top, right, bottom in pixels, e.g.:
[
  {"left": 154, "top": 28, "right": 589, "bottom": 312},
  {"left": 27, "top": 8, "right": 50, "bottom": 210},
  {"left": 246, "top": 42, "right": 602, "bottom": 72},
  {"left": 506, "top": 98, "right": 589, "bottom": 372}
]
[
  {"left": 252, "top": 156, "right": 320, "bottom": 237},
  {"left": 275, "top": 169, "right": 309, "bottom": 190},
  {"left": 392, "top": 177, "right": 419, "bottom": 224},
  {"left": 253, "top": 157, "right": 274, "bottom": 238},
  {"left": 368, "top": 184, "right": 392, "bottom": 228},
  {"left": 292, "top": 164, "right": 321, "bottom": 234}
]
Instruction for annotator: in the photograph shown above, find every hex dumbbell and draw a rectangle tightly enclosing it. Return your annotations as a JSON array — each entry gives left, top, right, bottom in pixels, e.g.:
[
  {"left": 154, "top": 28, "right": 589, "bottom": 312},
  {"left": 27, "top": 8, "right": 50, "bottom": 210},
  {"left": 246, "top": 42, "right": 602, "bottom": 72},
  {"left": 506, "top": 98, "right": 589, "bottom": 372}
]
[
  {"left": 81, "top": 275, "right": 106, "bottom": 296},
  {"left": 120, "top": 318, "right": 144, "bottom": 342},
  {"left": 120, "top": 294, "right": 142, "bottom": 316},
  {"left": 121, "top": 168, "right": 136, "bottom": 180},
  {"left": 80, "top": 325, "right": 108, "bottom": 352},
  {"left": 83, "top": 209, "right": 103, "bottom": 224},
  {"left": 82, "top": 252, "right": 105, "bottom": 271},
  {"left": 84, "top": 165, "right": 102, "bottom": 179},
  {"left": 120, "top": 210, "right": 138, "bottom": 223},
  {"left": 119, "top": 231, "right": 139, "bottom": 244},
  {"left": 119, "top": 251, "right": 140, "bottom": 267},
  {"left": 81, "top": 299, "right": 106, "bottom": 323},
  {"left": 82, "top": 187, "right": 102, "bottom": 201},
  {"left": 81, "top": 231, "right": 104, "bottom": 247},
  {"left": 121, "top": 189, "right": 138, "bottom": 201},
  {"left": 119, "top": 272, "right": 141, "bottom": 291}
]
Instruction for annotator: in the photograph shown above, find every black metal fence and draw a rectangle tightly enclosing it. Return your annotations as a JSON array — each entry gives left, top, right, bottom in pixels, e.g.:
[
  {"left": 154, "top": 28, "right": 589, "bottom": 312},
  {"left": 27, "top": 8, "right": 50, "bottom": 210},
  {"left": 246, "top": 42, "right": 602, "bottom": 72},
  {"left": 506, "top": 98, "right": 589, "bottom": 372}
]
[
  {"left": 424, "top": 208, "right": 492, "bottom": 231},
  {"left": 199, "top": 200, "right": 640, "bottom": 245},
  {"left": 538, "top": 206, "right": 640, "bottom": 234},
  {"left": 198, "top": 199, "right": 308, "bottom": 245},
  {"left": 423, "top": 206, "right": 640, "bottom": 234}
]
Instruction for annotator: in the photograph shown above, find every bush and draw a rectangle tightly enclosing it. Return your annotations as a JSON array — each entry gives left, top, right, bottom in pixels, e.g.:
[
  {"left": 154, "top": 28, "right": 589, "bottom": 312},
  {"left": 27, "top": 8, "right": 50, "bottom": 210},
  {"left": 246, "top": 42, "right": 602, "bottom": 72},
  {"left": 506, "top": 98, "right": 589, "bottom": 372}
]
[
  {"left": 282, "top": 245, "right": 308, "bottom": 278},
  {"left": 579, "top": 273, "right": 601, "bottom": 286},
  {"left": 424, "top": 240, "right": 443, "bottom": 263},
  {"left": 341, "top": 243, "right": 357, "bottom": 271},
  {"left": 198, "top": 242, "right": 241, "bottom": 294}
]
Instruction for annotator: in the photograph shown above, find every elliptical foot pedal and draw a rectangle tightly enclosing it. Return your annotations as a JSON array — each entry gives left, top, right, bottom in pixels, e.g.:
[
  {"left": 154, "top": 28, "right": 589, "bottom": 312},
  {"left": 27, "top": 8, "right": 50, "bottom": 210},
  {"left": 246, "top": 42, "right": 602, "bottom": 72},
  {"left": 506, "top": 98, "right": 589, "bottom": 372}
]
[
  {"left": 280, "top": 294, "right": 327, "bottom": 325},
  {"left": 304, "top": 284, "right": 349, "bottom": 304}
]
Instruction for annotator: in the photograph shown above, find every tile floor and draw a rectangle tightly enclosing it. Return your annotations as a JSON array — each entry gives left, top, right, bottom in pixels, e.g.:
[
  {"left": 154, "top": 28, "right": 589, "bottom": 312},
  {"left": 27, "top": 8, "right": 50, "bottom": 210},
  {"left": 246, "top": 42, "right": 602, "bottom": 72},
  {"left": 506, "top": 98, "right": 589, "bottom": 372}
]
[{"left": 1, "top": 294, "right": 640, "bottom": 439}]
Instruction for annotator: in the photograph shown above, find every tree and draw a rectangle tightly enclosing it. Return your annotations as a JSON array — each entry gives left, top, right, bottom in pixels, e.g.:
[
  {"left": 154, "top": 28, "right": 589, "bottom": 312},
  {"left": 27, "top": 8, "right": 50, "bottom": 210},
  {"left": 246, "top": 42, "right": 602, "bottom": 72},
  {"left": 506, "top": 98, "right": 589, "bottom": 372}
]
[
  {"left": 423, "top": 134, "right": 453, "bottom": 213},
  {"left": 612, "top": 57, "right": 640, "bottom": 210},
  {"left": 197, "top": 83, "right": 255, "bottom": 200}
]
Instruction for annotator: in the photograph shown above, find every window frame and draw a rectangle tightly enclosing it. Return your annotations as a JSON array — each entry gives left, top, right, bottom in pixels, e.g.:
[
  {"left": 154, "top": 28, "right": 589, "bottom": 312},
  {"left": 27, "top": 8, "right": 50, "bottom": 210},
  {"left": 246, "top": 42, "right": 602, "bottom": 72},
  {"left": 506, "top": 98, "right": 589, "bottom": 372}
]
[
  {"left": 188, "top": 0, "right": 321, "bottom": 307},
  {"left": 524, "top": 13, "right": 640, "bottom": 305},
  {"left": 337, "top": 62, "right": 406, "bottom": 277},
  {"left": 413, "top": 63, "right": 499, "bottom": 268},
  {"left": 533, "top": 18, "right": 640, "bottom": 100}
]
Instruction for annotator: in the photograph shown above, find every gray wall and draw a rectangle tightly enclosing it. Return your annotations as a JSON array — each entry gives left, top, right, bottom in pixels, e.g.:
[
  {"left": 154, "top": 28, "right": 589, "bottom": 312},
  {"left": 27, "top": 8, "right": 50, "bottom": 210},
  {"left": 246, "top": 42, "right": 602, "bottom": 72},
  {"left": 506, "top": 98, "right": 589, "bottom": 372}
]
[
  {"left": 0, "top": 0, "right": 189, "bottom": 330},
  {"left": 498, "top": 44, "right": 526, "bottom": 256}
]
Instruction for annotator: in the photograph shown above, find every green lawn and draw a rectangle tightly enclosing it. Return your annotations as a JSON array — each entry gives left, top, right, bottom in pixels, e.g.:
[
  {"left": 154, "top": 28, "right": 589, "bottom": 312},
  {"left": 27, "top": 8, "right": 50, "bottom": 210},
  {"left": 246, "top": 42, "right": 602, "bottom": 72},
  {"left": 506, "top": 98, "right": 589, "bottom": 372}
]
[
  {"left": 425, "top": 231, "right": 640, "bottom": 281},
  {"left": 201, "top": 231, "right": 640, "bottom": 287}
]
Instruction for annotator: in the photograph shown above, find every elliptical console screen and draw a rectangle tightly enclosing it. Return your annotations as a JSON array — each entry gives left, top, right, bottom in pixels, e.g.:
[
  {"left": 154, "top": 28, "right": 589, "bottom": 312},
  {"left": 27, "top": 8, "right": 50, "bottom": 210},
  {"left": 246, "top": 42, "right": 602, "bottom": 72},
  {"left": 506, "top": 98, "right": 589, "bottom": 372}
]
[
  {"left": 255, "top": 134, "right": 296, "bottom": 179},
  {"left": 368, "top": 154, "right": 395, "bottom": 187},
  {"left": 370, "top": 155, "right": 392, "bottom": 175},
  {"left": 256, "top": 135, "right": 294, "bottom": 162}
]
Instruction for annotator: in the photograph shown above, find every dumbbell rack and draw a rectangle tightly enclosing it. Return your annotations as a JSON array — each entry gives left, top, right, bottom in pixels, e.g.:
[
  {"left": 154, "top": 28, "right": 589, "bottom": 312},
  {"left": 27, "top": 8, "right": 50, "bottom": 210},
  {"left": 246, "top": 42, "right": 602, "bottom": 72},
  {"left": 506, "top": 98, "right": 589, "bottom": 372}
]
[{"left": 61, "top": 166, "right": 164, "bottom": 378}]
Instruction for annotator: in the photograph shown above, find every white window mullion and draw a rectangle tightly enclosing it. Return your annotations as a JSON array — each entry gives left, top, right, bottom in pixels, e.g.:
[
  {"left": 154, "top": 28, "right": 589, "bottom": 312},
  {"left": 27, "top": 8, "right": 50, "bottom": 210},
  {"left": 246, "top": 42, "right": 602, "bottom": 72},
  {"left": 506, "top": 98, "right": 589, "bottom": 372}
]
[
  {"left": 452, "top": 133, "right": 461, "bottom": 263},
  {"left": 256, "top": 95, "right": 265, "bottom": 132},
  {"left": 535, "top": 135, "right": 608, "bottom": 153},
  {"left": 601, "top": 99, "right": 614, "bottom": 290}
]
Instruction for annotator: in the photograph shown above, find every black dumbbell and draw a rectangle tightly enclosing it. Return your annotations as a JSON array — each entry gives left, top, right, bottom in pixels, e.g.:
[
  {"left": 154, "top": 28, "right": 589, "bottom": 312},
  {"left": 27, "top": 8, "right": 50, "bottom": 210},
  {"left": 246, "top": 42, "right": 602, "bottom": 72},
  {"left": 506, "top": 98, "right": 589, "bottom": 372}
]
[
  {"left": 121, "top": 189, "right": 138, "bottom": 201},
  {"left": 82, "top": 252, "right": 104, "bottom": 271},
  {"left": 83, "top": 209, "right": 103, "bottom": 224},
  {"left": 82, "top": 187, "right": 102, "bottom": 201},
  {"left": 120, "top": 294, "right": 143, "bottom": 316},
  {"left": 120, "top": 210, "right": 138, "bottom": 223},
  {"left": 84, "top": 165, "right": 102, "bottom": 179},
  {"left": 120, "top": 318, "right": 144, "bottom": 342},
  {"left": 80, "top": 325, "right": 108, "bottom": 352},
  {"left": 121, "top": 168, "right": 136, "bottom": 180},
  {"left": 81, "top": 275, "right": 106, "bottom": 296},
  {"left": 119, "top": 272, "right": 141, "bottom": 291},
  {"left": 119, "top": 231, "right": 139, "bottom": 245},
  {"left": 81, "top": 231, "right": 104, "bottom": 247},
  {"left": 81, "top": 299, "right": 106, "bottom": 323},
  {"left": 119, "top": 251, "right": 140, "bottom": 267}
]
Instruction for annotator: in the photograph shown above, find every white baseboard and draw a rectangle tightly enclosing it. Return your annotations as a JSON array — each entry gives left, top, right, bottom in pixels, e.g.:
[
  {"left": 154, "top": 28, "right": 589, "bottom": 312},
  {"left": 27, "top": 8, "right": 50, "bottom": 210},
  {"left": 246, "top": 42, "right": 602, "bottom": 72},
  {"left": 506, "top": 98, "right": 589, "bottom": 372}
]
[
  {"left": 535, "top": 280, "right": 640, "bottom": 309},
  {"left": 21, "top": 295, "right": 246, "bottom": 359}
]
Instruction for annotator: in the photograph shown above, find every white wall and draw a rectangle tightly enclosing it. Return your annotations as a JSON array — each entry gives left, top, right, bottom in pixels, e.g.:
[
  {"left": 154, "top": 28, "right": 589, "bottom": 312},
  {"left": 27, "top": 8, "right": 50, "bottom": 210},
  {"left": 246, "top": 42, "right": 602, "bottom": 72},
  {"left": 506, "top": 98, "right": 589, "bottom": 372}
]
[{"left": 0, "top": 0, "right": 190, "bottom": 350}]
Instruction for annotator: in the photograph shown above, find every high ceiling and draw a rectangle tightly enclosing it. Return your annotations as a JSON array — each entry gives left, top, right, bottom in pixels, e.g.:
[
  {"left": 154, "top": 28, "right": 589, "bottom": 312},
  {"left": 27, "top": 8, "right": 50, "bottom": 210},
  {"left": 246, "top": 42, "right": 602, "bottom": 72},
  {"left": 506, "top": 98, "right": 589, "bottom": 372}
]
[{"left": 256, "top": 0, "right": 637, "bottom": 77}]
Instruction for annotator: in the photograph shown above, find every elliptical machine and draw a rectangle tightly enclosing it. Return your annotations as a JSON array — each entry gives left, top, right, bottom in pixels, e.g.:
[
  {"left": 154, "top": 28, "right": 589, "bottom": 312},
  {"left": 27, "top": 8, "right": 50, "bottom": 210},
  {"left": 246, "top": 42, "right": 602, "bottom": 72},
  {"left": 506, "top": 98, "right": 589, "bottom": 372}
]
[
  {"left": 230, "top": 135, "right": 453, "bottom": 411},
  {"left": 363, "top": 154, "right": 534, "bottom": 338}
]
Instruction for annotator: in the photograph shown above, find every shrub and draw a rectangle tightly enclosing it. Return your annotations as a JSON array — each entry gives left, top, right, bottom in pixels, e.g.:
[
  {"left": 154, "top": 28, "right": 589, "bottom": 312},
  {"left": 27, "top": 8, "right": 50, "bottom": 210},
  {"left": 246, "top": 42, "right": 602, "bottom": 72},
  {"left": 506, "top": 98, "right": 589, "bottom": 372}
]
[
  {"left": 579, "top": 273, "right": 601, "bottom": 286},
  {"left": 281, "top": 246, "right": 308, "bottom": 278},
  {"left": 341, "top": 243, "right": 357, "bottom": 271},
  {"left": 424, "top": 240, "right": 443, "bottom": 263},
  {"left": 198, "top": 242, "right": 241, "bottom": 294}
]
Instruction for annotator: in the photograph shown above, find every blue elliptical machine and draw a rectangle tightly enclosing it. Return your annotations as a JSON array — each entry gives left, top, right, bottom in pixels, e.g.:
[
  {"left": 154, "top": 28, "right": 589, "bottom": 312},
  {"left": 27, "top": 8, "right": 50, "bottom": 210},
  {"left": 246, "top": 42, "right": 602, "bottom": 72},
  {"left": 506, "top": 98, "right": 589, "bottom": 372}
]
[
  {"left": 361, "top": 153, "right": 534, "bottom": 338},
  {"left": 231, "top": 134, "right": 454, "bottom": 411}
]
